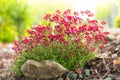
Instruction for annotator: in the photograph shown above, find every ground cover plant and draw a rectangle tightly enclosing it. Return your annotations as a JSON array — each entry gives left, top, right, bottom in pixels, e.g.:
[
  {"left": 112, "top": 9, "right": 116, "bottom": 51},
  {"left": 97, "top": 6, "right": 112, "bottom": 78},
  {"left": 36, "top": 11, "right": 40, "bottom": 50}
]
[{"left": 12, "top": 9, "right": 109, "bottom": 77}]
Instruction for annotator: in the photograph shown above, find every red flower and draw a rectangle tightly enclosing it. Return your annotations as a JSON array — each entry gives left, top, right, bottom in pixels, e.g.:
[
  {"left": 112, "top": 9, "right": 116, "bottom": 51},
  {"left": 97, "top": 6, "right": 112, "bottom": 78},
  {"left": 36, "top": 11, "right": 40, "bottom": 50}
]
[
  {"left": 56, "top": 10, "right": 61, "bottom": 14},
  {"left": 85, "top": 10, "right": 90, "bottom": 14},
  {"left": 44, "top": 14, "right": 51, "bottom": 20},
  {"left": 14, "top": 40, "right": 19, "bottom": 46},
  {"left": 52, "top": 14, "right": 59, "bottom": 22},
  {"left": 74, "top": 12, "right": 79, "bottom": 16},
  {"left": 88, "top": 13, "right": 94, "bottom": 17},
  {"left": 85, "top": 35, "right": 91, "bottom": 40},
  {"left": 104, "top": 32, "right": 109, "bottom": 35},
  {"left": 64, "top": 9, "right": 71, "bottom": 15},
  {"left": 22, "top": 38, "right": 29, "bottom": 44},
  {"left": 12, "top": 9, "right": 109, "bottom": 54},
  {"left": 12, "top": 47, "right": 16, "bottom": 50},
  {"left": 100, "top": 45, "right": 105, "bottom": 49},
  {"left": 88, "top": 20, "right": 98, "bottom": 24},
  {"left": 101, "top": 21, "right": 106, "bottom": 25},
  {"left": 67, "top": 16, "right": 72, "bottom": 20},
  {"left": 88, "top": 26, "right": 98, "bottom": 31},
  {"left": 79, "top": 24, "right": 87, "bottom": 31}
]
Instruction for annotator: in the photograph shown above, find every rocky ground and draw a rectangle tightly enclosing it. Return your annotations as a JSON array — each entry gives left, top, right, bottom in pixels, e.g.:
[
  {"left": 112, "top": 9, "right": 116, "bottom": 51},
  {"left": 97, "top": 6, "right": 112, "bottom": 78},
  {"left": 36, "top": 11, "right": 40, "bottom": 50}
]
[
  {"left": 0, "top": 28, "right": 120, "bottom": 80},
  {"left": 0, "top": 43, "right": 16, "bottom": 80}
]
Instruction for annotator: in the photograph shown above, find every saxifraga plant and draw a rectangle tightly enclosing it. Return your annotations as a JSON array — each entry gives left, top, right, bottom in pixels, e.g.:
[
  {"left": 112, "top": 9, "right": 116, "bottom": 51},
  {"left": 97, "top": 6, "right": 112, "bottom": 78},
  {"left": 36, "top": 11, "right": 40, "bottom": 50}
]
[{"left": 12, "top": 9, "right": 109, "bottom": 77}]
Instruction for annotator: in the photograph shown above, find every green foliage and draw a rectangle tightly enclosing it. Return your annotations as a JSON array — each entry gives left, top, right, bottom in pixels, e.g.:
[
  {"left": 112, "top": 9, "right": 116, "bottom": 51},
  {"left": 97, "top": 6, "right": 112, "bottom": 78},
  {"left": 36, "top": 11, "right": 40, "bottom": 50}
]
[
  {"left": 11, "top": 53, "right": 27, "bottom": 77},
  {"left": 114, "top": 15, "right": 120, "bottom": 28},
  {"left": 95, "top": 3, "right": 110, "bottom": 20},
  {"left": 12, "top": 43, "right": 96, "bottom": 77},
  {"left": 0, "top": 0, "right": 32, "bottom": 42},
  {"left": 0, "top": 0, "right": 72, "bottom": 42},
  {"left": 0, "top": 26, "right": 16, "bottom": 42}
]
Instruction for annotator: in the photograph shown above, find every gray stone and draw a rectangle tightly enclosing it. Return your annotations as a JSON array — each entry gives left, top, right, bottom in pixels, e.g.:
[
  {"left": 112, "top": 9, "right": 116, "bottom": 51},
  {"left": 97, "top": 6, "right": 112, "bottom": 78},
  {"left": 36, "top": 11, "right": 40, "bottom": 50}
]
[
  {"left": 21, "top": 60, "right": 68, "bottom": 80},
  {"left": 79, "top": 74, "right": 83, "bottom": 78},
  {"left": 85, "top": 69, "right": 90, "bottom": 76},
  {"left": 111, "top": 54, "right": 117, "bottom": 58},
  {"left": 67, "top": 71, "right": 77, "bottom": 79},
  {"left": 104, "top": 77, "right": 112, "bottom": 80},
  {"left": 57, "top": 77, "right": 64, "bottom": 80}
]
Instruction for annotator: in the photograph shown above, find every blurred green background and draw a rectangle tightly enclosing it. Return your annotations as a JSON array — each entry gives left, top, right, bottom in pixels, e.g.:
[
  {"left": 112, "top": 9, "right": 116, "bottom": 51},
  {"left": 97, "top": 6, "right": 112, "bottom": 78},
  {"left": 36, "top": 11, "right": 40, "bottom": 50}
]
[{"left": 0, "top": 0, "right": 120, "bottom": 43}]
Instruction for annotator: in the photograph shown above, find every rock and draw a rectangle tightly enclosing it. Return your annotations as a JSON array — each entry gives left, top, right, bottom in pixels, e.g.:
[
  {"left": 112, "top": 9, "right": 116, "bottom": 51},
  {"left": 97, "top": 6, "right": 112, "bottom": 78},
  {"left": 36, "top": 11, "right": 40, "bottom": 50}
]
[
  {"left": 7, "top": 77, "right": 16, "bottom": 80},
  {"left": 107, "top": 28, "right": 120, "bottom": 40},
  {"left": 78, "top": 74, "right": 83, "bottom": 79},
  {"left": 65, "top": 77, "right": 70, "bottom": 80},
  {"left": 111, "top": 54, "right": 117, "bottom": 58},
  {"left": 113, "top": 58, "right": 120, "bottom": 65},
  {"left": 113, "top": 58, "right": 120, "bottom": 72},
  {"left": 75, "top": 68, "right": 82, "bottom": 74},
  {"left": 116, "top": 35, "right": 120, "bottom": 42},
  {"left": 85, "top": 69, "right": 90, "bottom": 76},
  {"left": 0, "top": 62, "right": 4, "bottom": 69},
  {"left": 21, "top": 60, "right": 68, "bottom": 80},
  {"left": 100, "top": 52, "right": 110, "bottom": 58},
  {"left": 57, "top": 77, "right": 64, "bottom": 80},
  {"left": 104, "top": 77, "right": 112, "bottom": 80},
  {"left": 67, "top": 71, "right": 77, "bottom": 79}
]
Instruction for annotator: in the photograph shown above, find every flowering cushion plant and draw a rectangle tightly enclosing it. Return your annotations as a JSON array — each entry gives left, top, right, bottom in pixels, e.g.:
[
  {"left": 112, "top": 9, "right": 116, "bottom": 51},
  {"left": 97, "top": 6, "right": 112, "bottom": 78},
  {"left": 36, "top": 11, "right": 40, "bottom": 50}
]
[{"left": 12, "top": 9, "right": 109, "bottom": 76}]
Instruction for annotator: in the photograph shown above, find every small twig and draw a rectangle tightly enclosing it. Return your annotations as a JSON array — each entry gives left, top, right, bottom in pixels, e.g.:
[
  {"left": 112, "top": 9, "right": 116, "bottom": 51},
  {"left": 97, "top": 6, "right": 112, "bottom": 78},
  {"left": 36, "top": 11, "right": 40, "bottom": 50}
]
[
  {"left": 91, "top": 69, "right": 103, "bottom": 80},
  {"left": 102, "top": 58, "right": 111, "bottom": 79},
  {"left": 102, "top": 71, "right": 110, "bottom": 79},
  {"left": 95, "top": 69, "right": 103, "bottom": 80}
]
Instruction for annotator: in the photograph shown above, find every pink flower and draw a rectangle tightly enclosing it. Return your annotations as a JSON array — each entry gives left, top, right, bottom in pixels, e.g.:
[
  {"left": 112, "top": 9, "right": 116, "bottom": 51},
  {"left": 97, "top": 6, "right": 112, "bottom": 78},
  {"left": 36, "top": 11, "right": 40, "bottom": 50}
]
[
  {"left": 88, "top": 13, "right": 94, "bottom": 17},
  {"left": 56, "top": 10, "right": 61, "bottom": 14},
  {"left": 74, "top": 12, "right": 79, "bottom": 16},
  {"left": 14, "top": 40, "right": 19, "bottom": 46},
  {"left": 104, "top": 32, "right": 109, "bottom": 35},
  {"left": 88, "top": 26, "right": 98, "bottom": 31},
  {"left": 12, "top": 47, "right": 17, "bottom": 50},
  {"left": 85, "top": 35, "right": 91, "bottom": 40},
  {"left": 67, "top": 16, "right": 72, "bottom": 20},
  {"left": 52, "top": 14, "right": 59, "bottom": 22},
  {"left": 44, "top": 14, "right": 51, "bottom": 20},
  {"left": 88, "top": 20, "right": 98, "bottom": 24},
  {"left": 63, "top": 41, "right": 68, "bottom": 45},
  {"left": 79, "top": 24, "right": 87, "bottom": 31},
  {"left": 100, "top": 45, "right": 105, "bottom": 49},
  {"left": 85, "top": 10, "right": 90, "bottom": 14},
  {"left": 22, "top": 38, "right": 29, "bottom": 44},
  {"left": 48, "top": 34, "right": 54, "bottom": 40},
  {"left": 64, "top": 9, "right": 71, "bottom": 15},
  {"left": 61, "top": 19, "right": 66, "bottom": 24},
  {"left": 12, "top": 9, "right": 109, "bottom": 54},
  {"left": 101, "top": 21, "right": 106, "bottom": 25}
]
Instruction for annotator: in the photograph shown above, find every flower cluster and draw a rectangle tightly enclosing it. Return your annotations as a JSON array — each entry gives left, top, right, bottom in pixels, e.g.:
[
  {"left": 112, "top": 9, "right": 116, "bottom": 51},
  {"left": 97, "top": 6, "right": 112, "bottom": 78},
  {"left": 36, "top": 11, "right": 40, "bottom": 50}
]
[
  {"left": 12, "top": 9, "right": 110, "bottom": 74},
  {"left": 13, "top": 9, "right": 109, "bottom": 54}
]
